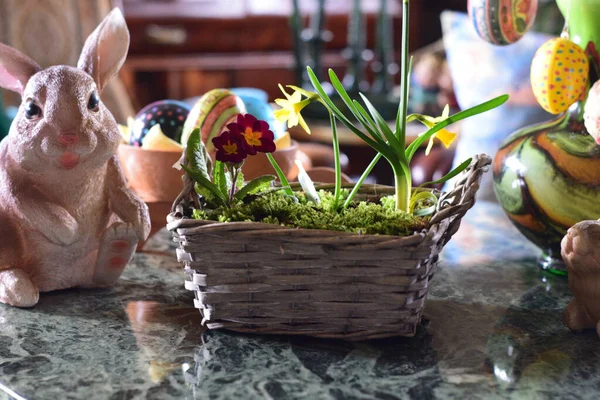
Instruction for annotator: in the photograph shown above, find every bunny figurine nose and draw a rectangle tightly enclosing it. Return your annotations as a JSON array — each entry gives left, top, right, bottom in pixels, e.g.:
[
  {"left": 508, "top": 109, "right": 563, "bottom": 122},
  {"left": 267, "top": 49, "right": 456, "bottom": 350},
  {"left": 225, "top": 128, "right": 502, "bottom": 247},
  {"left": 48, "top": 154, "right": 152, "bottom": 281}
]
[{"left": 58, "top": 133, "right": 79, "bottom": 146}]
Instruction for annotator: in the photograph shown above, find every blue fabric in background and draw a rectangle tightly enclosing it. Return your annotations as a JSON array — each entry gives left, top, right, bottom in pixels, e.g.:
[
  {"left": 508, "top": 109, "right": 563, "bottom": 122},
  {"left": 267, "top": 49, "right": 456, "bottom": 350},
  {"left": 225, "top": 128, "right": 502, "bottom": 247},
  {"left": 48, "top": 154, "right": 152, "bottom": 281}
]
[
  {"left": 441, "top": 11, "right": 552, "bottom": 200},
  {"left": 0, "top": 90, "right": 11, "bottom": 140}
]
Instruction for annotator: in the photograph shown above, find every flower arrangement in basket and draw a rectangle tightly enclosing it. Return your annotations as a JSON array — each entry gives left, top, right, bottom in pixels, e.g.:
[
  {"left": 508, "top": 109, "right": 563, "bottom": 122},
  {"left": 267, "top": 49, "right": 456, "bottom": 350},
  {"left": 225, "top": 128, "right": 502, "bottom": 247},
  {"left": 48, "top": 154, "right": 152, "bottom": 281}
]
[{"left": 167, "top": 0, "right": 508, "bottom": 340}]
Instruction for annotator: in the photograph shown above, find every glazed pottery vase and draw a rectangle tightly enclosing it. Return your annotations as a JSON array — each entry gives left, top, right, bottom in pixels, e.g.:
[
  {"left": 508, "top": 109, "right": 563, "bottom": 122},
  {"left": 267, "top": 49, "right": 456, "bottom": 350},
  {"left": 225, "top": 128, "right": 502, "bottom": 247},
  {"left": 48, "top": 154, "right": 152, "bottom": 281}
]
[{"left": 493, "top": 0, "right": 600, "bottom": 274}]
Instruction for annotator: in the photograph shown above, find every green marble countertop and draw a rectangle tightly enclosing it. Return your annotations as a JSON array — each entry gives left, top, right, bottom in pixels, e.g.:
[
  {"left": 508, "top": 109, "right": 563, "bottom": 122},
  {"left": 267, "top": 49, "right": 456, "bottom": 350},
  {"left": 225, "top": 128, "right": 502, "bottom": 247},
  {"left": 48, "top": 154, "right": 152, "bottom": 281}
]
[{"left": 0, "top": 202, "right": 598, "bottom": 400}]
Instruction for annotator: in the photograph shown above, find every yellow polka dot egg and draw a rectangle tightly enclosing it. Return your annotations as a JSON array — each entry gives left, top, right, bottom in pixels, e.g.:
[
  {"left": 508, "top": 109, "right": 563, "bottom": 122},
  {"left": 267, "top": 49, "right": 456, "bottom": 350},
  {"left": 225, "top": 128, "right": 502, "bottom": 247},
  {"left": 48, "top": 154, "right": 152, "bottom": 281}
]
[{"left": 531, "top": 37, "right": 589, "bottom": 114}]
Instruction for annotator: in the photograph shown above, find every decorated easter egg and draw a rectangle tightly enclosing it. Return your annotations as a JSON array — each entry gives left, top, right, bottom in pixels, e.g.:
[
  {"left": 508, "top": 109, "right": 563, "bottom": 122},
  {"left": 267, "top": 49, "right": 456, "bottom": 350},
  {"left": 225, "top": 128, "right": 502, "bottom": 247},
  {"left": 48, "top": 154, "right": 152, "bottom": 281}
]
[
  {"left": 141, "top": 124, "right": 183, "bottom": 151},
  {"left": 468, "top": 0, "right": 538, "bottom": 45},
  {"left": 181, "top": 89, "right": 246, "bottom": 151},
  {"left": 531, "top": 37, "right": 589, "bottom": 114},
  {"left": 130, "top": 100, "right": 191, "bottom": 147},
  {"left": 240, "top": 96, "right": 279, "bottom": 137}
]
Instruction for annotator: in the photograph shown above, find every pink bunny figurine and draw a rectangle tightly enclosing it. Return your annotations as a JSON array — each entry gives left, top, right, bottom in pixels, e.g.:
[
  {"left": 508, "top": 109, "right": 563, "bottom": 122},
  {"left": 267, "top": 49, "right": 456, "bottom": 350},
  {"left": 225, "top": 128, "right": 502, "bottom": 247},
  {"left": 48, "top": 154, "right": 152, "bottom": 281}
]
[{"left": 0, "top": 9, "right": 150, "bottom": 307}]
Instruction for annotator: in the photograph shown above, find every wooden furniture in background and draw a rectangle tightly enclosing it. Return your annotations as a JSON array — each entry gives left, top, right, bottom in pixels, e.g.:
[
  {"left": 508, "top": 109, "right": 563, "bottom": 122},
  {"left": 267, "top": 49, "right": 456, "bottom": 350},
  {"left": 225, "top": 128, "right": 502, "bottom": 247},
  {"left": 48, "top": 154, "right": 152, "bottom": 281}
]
[
  {"left": 121, "top": 0, "right": 467, "bottom": 108},
  {"left": 119, "top": 0, "right": 466, "bottom": 186}
]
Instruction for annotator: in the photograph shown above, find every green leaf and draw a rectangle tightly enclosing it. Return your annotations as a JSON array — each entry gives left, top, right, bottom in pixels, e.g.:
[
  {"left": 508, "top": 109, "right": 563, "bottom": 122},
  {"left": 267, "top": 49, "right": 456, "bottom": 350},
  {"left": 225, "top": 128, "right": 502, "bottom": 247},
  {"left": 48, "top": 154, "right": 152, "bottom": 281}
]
[
  {"left": 186, "top": 128, "right": 212, "bottom": 179},
  {"left": 352, "top": 100, "right": 379, "bottom": 135},
  {"left": 306, "top": 67, "right": 394, "bottom": 161},
  {"left": 414, "top": 158, "right": 472, "bottom": 191},
  {"left": 406, "top": 94, "right": 509, "bottom": 161},
  {"left": 359, "top": 93, "right": 404, "bottom": 158},
  {"left": 213, "top": 161, "right": 228, "bottom": 198},
  {"left": 330, "top": 112, "right": 342, "bottom": 211},
  {"left": 327, "top": 69, "right": 386, "bottom": 145},
  {"left": 234, "top": 175, "right": 276, "bottom": 201},
  {"left": 266, "top": 153, "right": 295, "bottom": 198},
  {"left": 236, "top": 169, "right": 245, "bottom": 189},
  {"left": 344, "top": 153, "right": 382, "bottom": 208},
  {"left": 410, "top": 191, "right": 438, "bottom": 217},
  {"left": 194, "top": 182, "right": 217, "bottom": 206},
  {"left": 181, "top": 164, "right": 227, "bottom": 207}
]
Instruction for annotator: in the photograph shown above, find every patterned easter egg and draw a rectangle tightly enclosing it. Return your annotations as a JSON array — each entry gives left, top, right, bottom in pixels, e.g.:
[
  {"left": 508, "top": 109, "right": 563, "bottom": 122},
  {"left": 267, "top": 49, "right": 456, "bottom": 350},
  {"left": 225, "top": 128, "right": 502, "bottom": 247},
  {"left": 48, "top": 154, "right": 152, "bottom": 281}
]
[
  {"left": 530, "top": 38, "right": 589, "bottom": 114},
  {"left": 130, "top": 100, "right": 191, "bottom": 147},
  {"left": 181, "top": 89, "right": 246, "bottom": 151},
  {"left": 468, "top": 0, "right": 538, "bottom": 45}
]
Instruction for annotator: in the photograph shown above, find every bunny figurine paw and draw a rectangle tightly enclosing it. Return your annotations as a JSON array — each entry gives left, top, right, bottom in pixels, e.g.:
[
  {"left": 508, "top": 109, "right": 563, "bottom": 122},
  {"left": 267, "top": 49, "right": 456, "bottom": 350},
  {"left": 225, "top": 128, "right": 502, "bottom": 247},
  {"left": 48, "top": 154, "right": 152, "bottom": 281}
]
[
  {"left": 0, "top": 9, "right": 150, "bottom": 307},
  {"left": 561, "top": 220, "right": 600, "bottom": 336}
]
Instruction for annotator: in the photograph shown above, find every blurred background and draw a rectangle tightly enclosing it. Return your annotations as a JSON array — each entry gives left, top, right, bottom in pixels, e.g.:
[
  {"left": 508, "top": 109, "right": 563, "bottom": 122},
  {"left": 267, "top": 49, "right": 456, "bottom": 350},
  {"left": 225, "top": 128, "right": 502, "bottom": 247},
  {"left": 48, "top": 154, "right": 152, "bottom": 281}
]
[{"left": 0, "top": 0, "right": 564, "bottom": 196}]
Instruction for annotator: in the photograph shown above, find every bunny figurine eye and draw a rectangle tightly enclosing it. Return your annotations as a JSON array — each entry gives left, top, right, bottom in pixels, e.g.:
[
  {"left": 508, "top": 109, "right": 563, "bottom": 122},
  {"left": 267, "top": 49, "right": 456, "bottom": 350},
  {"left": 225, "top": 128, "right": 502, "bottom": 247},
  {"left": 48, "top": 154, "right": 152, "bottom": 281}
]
[
  {"left": 88, "top": 91, "right": 100, "bottom": 112},
  {"left": 24, "top": 100, "right": 42, "bottom": 120}
]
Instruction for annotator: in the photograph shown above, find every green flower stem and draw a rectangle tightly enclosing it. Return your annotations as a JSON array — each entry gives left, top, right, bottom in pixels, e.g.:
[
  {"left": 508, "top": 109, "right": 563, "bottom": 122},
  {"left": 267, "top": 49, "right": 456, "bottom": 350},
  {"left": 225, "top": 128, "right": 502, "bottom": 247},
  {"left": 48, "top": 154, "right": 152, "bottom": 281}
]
[
  {"left": 394, "top": 165, "right": 411, "bottom": 212},
  {"left": 267, "top": 153, "right": 295, "bottom": 197},
  {"left": 330, "top": 111, "right": 342, "bottom": 211},
  {"left": 229, "top": 167, "right": 239, "bottom": 204},
  {"left": 344, "top": 153, "right": 382, "bottom": 208},
  {"left": 396, "top": 0, "right": 410, "bottom": 145}
]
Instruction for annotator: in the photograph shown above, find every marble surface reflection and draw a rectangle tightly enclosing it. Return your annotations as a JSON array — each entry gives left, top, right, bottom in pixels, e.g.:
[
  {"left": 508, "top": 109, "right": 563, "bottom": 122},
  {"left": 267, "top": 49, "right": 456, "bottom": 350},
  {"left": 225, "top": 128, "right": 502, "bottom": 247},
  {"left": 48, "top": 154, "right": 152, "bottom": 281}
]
[{"left": 0, "top": 202, "right": 598, "bottom": 400}]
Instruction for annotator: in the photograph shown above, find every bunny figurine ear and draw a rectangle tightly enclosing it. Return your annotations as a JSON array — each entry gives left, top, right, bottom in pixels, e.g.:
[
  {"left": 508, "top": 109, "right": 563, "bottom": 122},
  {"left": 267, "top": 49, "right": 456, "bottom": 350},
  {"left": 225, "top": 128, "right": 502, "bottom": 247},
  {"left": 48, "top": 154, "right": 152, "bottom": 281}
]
[
  {"left": 77, "top": 8, "right": 130, "bottom": 92},
  {"left": 0, "top": 43, "right": 41, "bottom": 95}
]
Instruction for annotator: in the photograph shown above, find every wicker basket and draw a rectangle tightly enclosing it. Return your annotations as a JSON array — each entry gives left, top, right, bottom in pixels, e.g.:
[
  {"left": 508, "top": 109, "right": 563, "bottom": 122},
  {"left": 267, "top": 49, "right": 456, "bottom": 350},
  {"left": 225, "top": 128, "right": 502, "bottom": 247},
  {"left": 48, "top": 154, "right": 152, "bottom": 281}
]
[{"left": 167, "top": 154, "right": 491, "bottom": 341}]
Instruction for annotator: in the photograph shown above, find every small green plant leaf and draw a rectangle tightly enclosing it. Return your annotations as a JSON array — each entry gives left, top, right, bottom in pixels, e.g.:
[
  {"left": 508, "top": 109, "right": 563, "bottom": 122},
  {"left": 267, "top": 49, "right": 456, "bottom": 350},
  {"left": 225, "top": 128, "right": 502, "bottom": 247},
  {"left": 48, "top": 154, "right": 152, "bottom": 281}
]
[
  {"left": 181, "top": 164, "right": 227, "bottom": 207},
  {"left": 307, "top": 67, "right": 394, "bottom": 160},
  {"left": 351, "top": 100, "right": 379, "bottom": 135},
  {"left": 359, "top": 93, "right": 404, "bottom": 158},
  {"left": 234, "top": 175, "right": 276, "bottom": 201},
  {"left": 194, "top": 182, "right": 217, "bottom": 206},
  {"left": 236, "top": 169, "right": 245, "bottom": 189},
  {"left": 186, "top": 129, "right": 212, "bottom": 179},
  {"left": 414, "top": 158, "right": 472, "bottom": 192},
  {"left": 327, "top": 70, "right": 387, "bottom": 145},
  {"left": 213, "top": 161, "right": 229, "bottom": 198},
  {"left": 344, "top": 153, "right": 382, "bottom": 208},
  {"left": 266, "top": 153, "right": 295, "bottom": 198},
  {"left": 410, "top": 191, "right": 438, "bottom": 217}
]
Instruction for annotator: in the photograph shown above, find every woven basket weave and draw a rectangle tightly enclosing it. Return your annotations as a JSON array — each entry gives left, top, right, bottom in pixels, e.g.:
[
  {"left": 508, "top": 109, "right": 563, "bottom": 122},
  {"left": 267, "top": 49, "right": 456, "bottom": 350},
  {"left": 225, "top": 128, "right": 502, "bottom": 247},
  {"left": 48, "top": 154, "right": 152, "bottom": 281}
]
[{"left": 167, "top": 154, "right": 491, "bottom": 341}]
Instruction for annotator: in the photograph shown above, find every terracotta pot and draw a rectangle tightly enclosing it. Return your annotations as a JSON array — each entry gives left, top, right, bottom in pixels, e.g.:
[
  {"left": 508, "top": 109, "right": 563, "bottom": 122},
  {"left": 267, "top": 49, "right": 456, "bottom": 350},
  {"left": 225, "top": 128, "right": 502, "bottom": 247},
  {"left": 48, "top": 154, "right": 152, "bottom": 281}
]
[
  {"left": 118, "top": 144, "right": 184, "bottom": 243},
  {"left": 241, "top": 140, "right": 302, "bottom": 180},
  {"left": 118, "top": 141, "right": 309, "bottom": 242},
  {"left": 118, "top": 144, "right": 183, "bottom": 203}
]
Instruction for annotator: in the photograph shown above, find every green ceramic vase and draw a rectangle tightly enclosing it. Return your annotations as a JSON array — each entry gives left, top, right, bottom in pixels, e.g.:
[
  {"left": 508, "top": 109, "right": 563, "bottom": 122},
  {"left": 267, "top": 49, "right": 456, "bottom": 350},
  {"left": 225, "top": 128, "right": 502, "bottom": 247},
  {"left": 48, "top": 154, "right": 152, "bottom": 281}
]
[{"left": 493, "top": 0, "right": 600, "bottom": 275}]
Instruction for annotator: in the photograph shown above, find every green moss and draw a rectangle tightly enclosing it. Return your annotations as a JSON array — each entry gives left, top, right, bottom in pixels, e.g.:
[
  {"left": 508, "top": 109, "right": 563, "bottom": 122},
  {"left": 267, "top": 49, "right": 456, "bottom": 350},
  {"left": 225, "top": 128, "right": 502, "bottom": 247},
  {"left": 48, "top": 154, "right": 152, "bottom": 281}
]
[{"left": 192, "top": 190, "right": 430, "bottom": 236}]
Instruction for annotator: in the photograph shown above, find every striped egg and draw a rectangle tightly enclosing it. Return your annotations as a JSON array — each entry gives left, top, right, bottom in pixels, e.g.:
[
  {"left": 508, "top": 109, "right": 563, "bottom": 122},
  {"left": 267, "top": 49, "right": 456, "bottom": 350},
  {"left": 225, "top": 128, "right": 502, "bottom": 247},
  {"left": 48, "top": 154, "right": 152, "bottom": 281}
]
[
  {"left": 181, "top": 89, "right": 246, "bottom": 151},
  {"left": 468, "top": 0, "right": 538, "bottom": 45},
  {"left": 531, "top": 38, "right": 589, "bottom": 114}
]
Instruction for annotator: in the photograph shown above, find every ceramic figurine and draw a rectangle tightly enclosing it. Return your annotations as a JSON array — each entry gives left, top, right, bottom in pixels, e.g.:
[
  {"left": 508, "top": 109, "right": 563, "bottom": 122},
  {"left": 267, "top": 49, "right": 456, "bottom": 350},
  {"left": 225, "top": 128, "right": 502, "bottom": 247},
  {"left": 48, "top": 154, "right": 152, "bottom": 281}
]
[
  {"left": 562, "top": 220, "right": 600, "bottom": 336},
  {"left": 0, "top": 9, "right": 150, "bottom": 307}
]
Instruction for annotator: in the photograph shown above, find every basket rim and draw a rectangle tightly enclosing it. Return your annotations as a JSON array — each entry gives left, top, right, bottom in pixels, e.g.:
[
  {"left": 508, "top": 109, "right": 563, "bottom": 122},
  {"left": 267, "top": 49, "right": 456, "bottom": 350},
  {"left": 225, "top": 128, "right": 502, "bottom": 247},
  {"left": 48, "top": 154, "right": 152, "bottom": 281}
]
[
  {"left": 167, "top": 185, "right": 442, "bottom": 240},
  {"left": 167, "top": 154, "right": 492, "bottom": 243}
]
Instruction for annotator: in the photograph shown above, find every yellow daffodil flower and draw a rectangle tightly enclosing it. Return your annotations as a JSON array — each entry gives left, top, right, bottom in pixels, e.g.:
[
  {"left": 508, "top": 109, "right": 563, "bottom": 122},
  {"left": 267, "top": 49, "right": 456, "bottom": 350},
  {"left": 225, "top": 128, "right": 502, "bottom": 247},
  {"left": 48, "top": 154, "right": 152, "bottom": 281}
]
[
  {"left": 273, "top": 84, "right": 319, "bottom": 135},
  {"left": 410, "top": 105, "right": 457, "bottom": 155}
]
